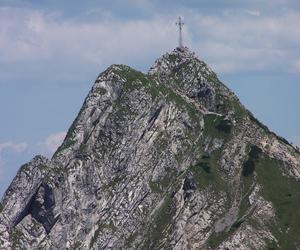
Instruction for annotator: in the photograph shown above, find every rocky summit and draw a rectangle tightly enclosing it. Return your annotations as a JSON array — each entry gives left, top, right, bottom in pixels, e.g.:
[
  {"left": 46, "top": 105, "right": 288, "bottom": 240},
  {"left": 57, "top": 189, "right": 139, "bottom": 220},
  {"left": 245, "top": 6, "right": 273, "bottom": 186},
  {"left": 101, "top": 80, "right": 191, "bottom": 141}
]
[{"left": 1, "top": 47, "right": 300, "bottom": 250}]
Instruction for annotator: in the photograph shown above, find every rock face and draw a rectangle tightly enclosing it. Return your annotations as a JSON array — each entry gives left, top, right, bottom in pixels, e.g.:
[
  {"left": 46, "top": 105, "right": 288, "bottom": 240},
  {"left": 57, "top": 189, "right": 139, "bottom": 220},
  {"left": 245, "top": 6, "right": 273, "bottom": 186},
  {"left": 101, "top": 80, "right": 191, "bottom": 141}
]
[{"left": 1, "top": 47, "right": 300, "bottom": 249}]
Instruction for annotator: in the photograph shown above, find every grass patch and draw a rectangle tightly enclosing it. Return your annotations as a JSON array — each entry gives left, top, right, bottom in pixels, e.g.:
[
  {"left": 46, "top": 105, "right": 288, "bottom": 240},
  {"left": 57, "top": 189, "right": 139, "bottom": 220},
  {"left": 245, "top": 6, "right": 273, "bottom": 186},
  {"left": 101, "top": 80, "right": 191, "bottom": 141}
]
[
  {"left": 209, "top": 216, "right": 246, "bottom": 249},
  {"left": 189, "top": 151, "right": 226, "bottom": 191},
  {"left": 74, "top": 241, "right": 82, "bottom": 249},
  {"left": 249, "top": 145, "right": 262, "bottom": 159},
  {"left": 55, "top": 138, "right": 76, "bottom": 154},
  {"left": 242, "top": 145, "right": 262, "bottom": 177},
  {"left": 248, "top": 111, "right": 295, "bottom": 149},
  {"left": 256, "top": 155, "right": 300, "bottom": 249},
  {"left": 231, "top": 218, "right": 244, "bottom": 229},
  {"left": 10, "top": 228, "right": 23, "bottom": 248},
  {"left": 190, "top": 161, "right": 215, "bottom": 189},
  {"left": 115, "top": 66, "right": 160, "bottom": 100},
  {"left": 143, "top": 193, "right": 176, "bottom": 249},
  {"left": 125, "top": 232, "right": 138, "bottom": 248},
  {"left": 208, "top": 147, "right": 257, "bottom": 249},
  {"left": 216, "top": 119, "right": 232, "bottom": 134},
  {"left": 90, "top": 226, "right": 101, "bottom": 248},
  {"left": 168, "top": 54, "right": 177, "bottom": 63},
  {"left": 149, "top": 169, "right": 177, "bottom": 193},
  {"left": 225, "top": 98, "right": 247, "bottom": 121},
  {"left": 116, "top": 66, "right": 203, "bottom": 125},
  {"left": 209, "top": 173, "right": 254, "bottom": 248},
  {"left": 94, "top": 87, "right": 107, "bottom": 95},
  {"left": 265, "top": 239, "right": 278, "bottom": 250},
  {"left": 248, "top": 111, "right": 270, "bottom": 133},
  {"left": 239, "top": 174, "right": 253, "bottom": 213},
  {"left": 206, "top": 72, "right": 220, "bottom": 84},
  {"left": 242, "top": 159, "right": 255, "bottom": 177},
  {"left": 90, "top": 221, "right": 117, "bottom": 248},
  {"left": 204, "top": 114, "right": 232, "bottom": 138}
]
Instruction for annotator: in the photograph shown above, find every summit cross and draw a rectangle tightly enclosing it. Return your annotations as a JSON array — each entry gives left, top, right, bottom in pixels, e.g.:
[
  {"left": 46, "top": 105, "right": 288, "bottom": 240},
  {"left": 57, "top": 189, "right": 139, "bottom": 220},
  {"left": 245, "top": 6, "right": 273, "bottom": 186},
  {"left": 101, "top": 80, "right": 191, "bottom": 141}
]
[{"left": 176, "top": 16, "right": 184, "bottom": 48}]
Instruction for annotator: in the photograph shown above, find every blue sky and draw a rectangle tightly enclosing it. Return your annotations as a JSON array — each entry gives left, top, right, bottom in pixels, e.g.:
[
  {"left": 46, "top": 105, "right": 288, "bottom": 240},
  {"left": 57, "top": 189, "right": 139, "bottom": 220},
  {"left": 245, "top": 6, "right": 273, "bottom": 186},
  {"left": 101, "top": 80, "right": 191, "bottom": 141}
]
[{"left": 0, "top": 0, "right": 300, "bottom": 196}]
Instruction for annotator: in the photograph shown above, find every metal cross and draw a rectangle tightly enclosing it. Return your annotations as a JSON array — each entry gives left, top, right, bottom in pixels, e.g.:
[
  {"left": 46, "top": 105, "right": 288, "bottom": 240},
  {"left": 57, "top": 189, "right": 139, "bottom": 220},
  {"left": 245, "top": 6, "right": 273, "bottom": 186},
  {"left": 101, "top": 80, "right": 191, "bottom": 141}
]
[{"left": 176, "top": 16, "right": 184, "bottom": 48}]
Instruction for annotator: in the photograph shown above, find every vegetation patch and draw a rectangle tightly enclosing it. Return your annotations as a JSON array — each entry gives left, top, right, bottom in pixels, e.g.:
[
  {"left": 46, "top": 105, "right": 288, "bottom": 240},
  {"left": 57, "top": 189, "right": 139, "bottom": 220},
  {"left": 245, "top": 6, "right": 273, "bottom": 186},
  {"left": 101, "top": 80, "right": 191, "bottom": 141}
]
[
  {"left": 10, "top": 228, "right": 23, "bottom": 248},
  {"left": 215, "top": 119, "right": 232, "bottom": 134},
  {"left": 209, "top": 165, "right": 254, "bottom": 248},
  {"left": 190, "top": 161, "right": 215, "bottom": 189},
  {"left": 231, "top": 218, "right": 244, "bottom": 229},
  {"left": 90, "top": 221, "right": 117, "bottom": 248},
  {"left": 204, "top": 114, "right": 232, "bottom": 138},
  {"left": 168, "top": 54, "right": 177, "bottom": 63},
  {"left": 95, "top": 87, "right": 107, "bottom": 95},
  {"left": 206, "top": 72, "right": 220, "bottom": 84},
  {"left": 256, "top": 155, "right": 300, "bottom": 249},
  {"left": 189, "top": 151, "right": 226, "bottom": 190},
  {"left": 90, "top": 226, "right": 101, "bottom": 248},
  {"left": 149, "top": 169, "right": 177, "bottom": 193},
  {"left": 223, "top": 97, "right": 247, "bottom": 121},
  {"left": 125, "top": 232, "right": 138, "bottom": 248},
  {"left": 248, "top": 111, "right": 295, "bottom": 149},
  {"left": 79, "top": 143, "right": 88, "bottom": 152},
  {"left": 114, "top": 66, "right": 203, "bottom": 129},
  {"left": 143, "top": 193, "right": 176, "bottom": 249},
  {"left": 104, "top": 175, "right": 125, "bottom": 190},
  {"left": 209, "top": 216, "right": 245, "bottom": 249},
  {"left": 113, "top": 95, "right": 138, "bottom": 118},
  {"left": 248, "top": 111, "right": 271, "bottom": 132},
  {"left": 55, "top": 138, "right": 76, "bottom": 155},
  {"left": 199, "top": 162, "right": 211, "bottom": 173},
  {"left": 265, "top": 240, "right": 278, "bottom": 250},
  {"left": 239, "top": 175, "right": 254, "bottom": 217},
  {"left": 74, "top": 241, "right": 82, "bottom": 249},
  {"left": 152, "top": 80, "right": 203, "bottom": 124},
  {"left": 242, "top": 145, "right": 262, "bottom": 177},
  {"left": 116, "top": 66, "right": 160, "bottom": 100},
  {"left": 149, "top": 181, "right": 161, "bottom": 193},
  {"left": 242, "top": 159, "right": 255, "bottom": 177}
]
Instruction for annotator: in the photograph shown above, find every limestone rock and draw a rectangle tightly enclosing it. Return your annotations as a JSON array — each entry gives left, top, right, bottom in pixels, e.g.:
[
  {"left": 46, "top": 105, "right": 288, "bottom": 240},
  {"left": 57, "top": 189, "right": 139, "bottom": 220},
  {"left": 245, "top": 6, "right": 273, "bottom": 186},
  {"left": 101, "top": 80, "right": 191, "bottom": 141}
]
[{"left": 1, "top": 47, "right": 300, "bottom": 249}]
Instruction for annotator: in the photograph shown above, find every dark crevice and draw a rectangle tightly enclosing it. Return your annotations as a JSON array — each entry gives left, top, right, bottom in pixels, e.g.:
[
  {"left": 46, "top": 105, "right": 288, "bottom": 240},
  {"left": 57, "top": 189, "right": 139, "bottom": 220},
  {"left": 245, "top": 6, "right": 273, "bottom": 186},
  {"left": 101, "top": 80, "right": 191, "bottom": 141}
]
[
  {"left": 148, "top": 105, "right": 163, "bottom": 125},
  {"left": 12, "top": 183, "right": 58, "bottom": 234},
  {"left": 29, "top": 183, "right": 58, "bottom": 234},
  {"left": 12, "top": 185, "right": 41, "bottom": 228},
  {"left": 183, "top": 174, "right": 196, "bottom": 200},
  {"left": 138, "top": 105, "right": 163, "bottom": 142}
]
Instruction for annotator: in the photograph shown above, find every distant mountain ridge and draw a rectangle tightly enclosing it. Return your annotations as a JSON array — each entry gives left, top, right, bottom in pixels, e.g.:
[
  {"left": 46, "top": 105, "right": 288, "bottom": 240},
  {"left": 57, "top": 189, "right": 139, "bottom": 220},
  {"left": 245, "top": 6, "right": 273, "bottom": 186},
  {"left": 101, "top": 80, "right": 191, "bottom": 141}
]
[{"left": 1, "top": 47, "right": 300, "bottom": 249}]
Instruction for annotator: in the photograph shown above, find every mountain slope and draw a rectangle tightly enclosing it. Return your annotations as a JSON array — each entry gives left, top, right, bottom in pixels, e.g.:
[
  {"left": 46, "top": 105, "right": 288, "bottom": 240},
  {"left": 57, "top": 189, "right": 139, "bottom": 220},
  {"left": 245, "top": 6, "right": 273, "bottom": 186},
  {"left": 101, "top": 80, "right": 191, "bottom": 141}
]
[{"left": 1, "top": 47, "right": 300, "bottom": 249}]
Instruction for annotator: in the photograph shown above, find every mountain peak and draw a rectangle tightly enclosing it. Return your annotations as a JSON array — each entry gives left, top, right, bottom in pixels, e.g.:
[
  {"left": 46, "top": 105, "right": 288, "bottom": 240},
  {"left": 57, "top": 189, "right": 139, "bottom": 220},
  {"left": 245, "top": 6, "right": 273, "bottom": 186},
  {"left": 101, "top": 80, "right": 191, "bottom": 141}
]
[
  {"left": 148, "top": 46, "right": 208, "bottom": 76},
  {"left": 1, "top": 46, "right": 300, "bottom": 249},
  {"left": 149, "top": 47, "right": 234, "bottom": 114},
  {"left": 167, "top": 46, "right": 198, "bottom": 60}
]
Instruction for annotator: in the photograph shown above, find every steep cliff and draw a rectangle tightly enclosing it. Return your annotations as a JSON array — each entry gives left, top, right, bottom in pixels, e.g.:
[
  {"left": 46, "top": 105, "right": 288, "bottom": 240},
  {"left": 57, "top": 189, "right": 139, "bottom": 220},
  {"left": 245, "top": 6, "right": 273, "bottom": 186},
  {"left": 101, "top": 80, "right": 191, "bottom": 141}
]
[{"left": 1, "top": 47, "right": 300, "bottom": 249}]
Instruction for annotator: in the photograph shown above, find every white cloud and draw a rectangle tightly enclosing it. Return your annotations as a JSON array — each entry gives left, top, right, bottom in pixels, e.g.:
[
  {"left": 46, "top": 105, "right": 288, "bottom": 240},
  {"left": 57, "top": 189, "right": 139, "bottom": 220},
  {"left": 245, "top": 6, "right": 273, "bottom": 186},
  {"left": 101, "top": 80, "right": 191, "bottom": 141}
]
[
  {"left": 0, "top": 7, "right": 176, "bottom": 65},
  {"left": 190, "top": 10, "right": 300, "bottom": 73},
  {"left": 244, "top": 10, "right": 261, "bottom": 16},
  {"left": 0, "top": 142, "right": 27, "bottom": 153},
  {"left": 0, "top": 6, "right": 299, "bottom": 75},
  {"left": 41, "top": 131, "right": 67, "bottom": 154}
]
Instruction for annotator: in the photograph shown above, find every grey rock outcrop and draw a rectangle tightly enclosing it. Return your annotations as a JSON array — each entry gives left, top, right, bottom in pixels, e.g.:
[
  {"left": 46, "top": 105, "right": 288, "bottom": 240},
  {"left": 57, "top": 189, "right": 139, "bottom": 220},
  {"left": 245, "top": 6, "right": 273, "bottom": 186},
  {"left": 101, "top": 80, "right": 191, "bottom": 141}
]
[{"left": 1, "top": 47, "right": 300, "bottom": 249}]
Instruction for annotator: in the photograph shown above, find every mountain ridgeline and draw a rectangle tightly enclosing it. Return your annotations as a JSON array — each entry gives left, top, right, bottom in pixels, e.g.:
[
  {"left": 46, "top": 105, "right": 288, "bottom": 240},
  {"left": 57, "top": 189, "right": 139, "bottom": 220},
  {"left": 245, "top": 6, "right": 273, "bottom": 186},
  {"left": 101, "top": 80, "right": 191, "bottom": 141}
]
[{"left": 1, "top": 47, "right": 300, "bottom": 249}]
